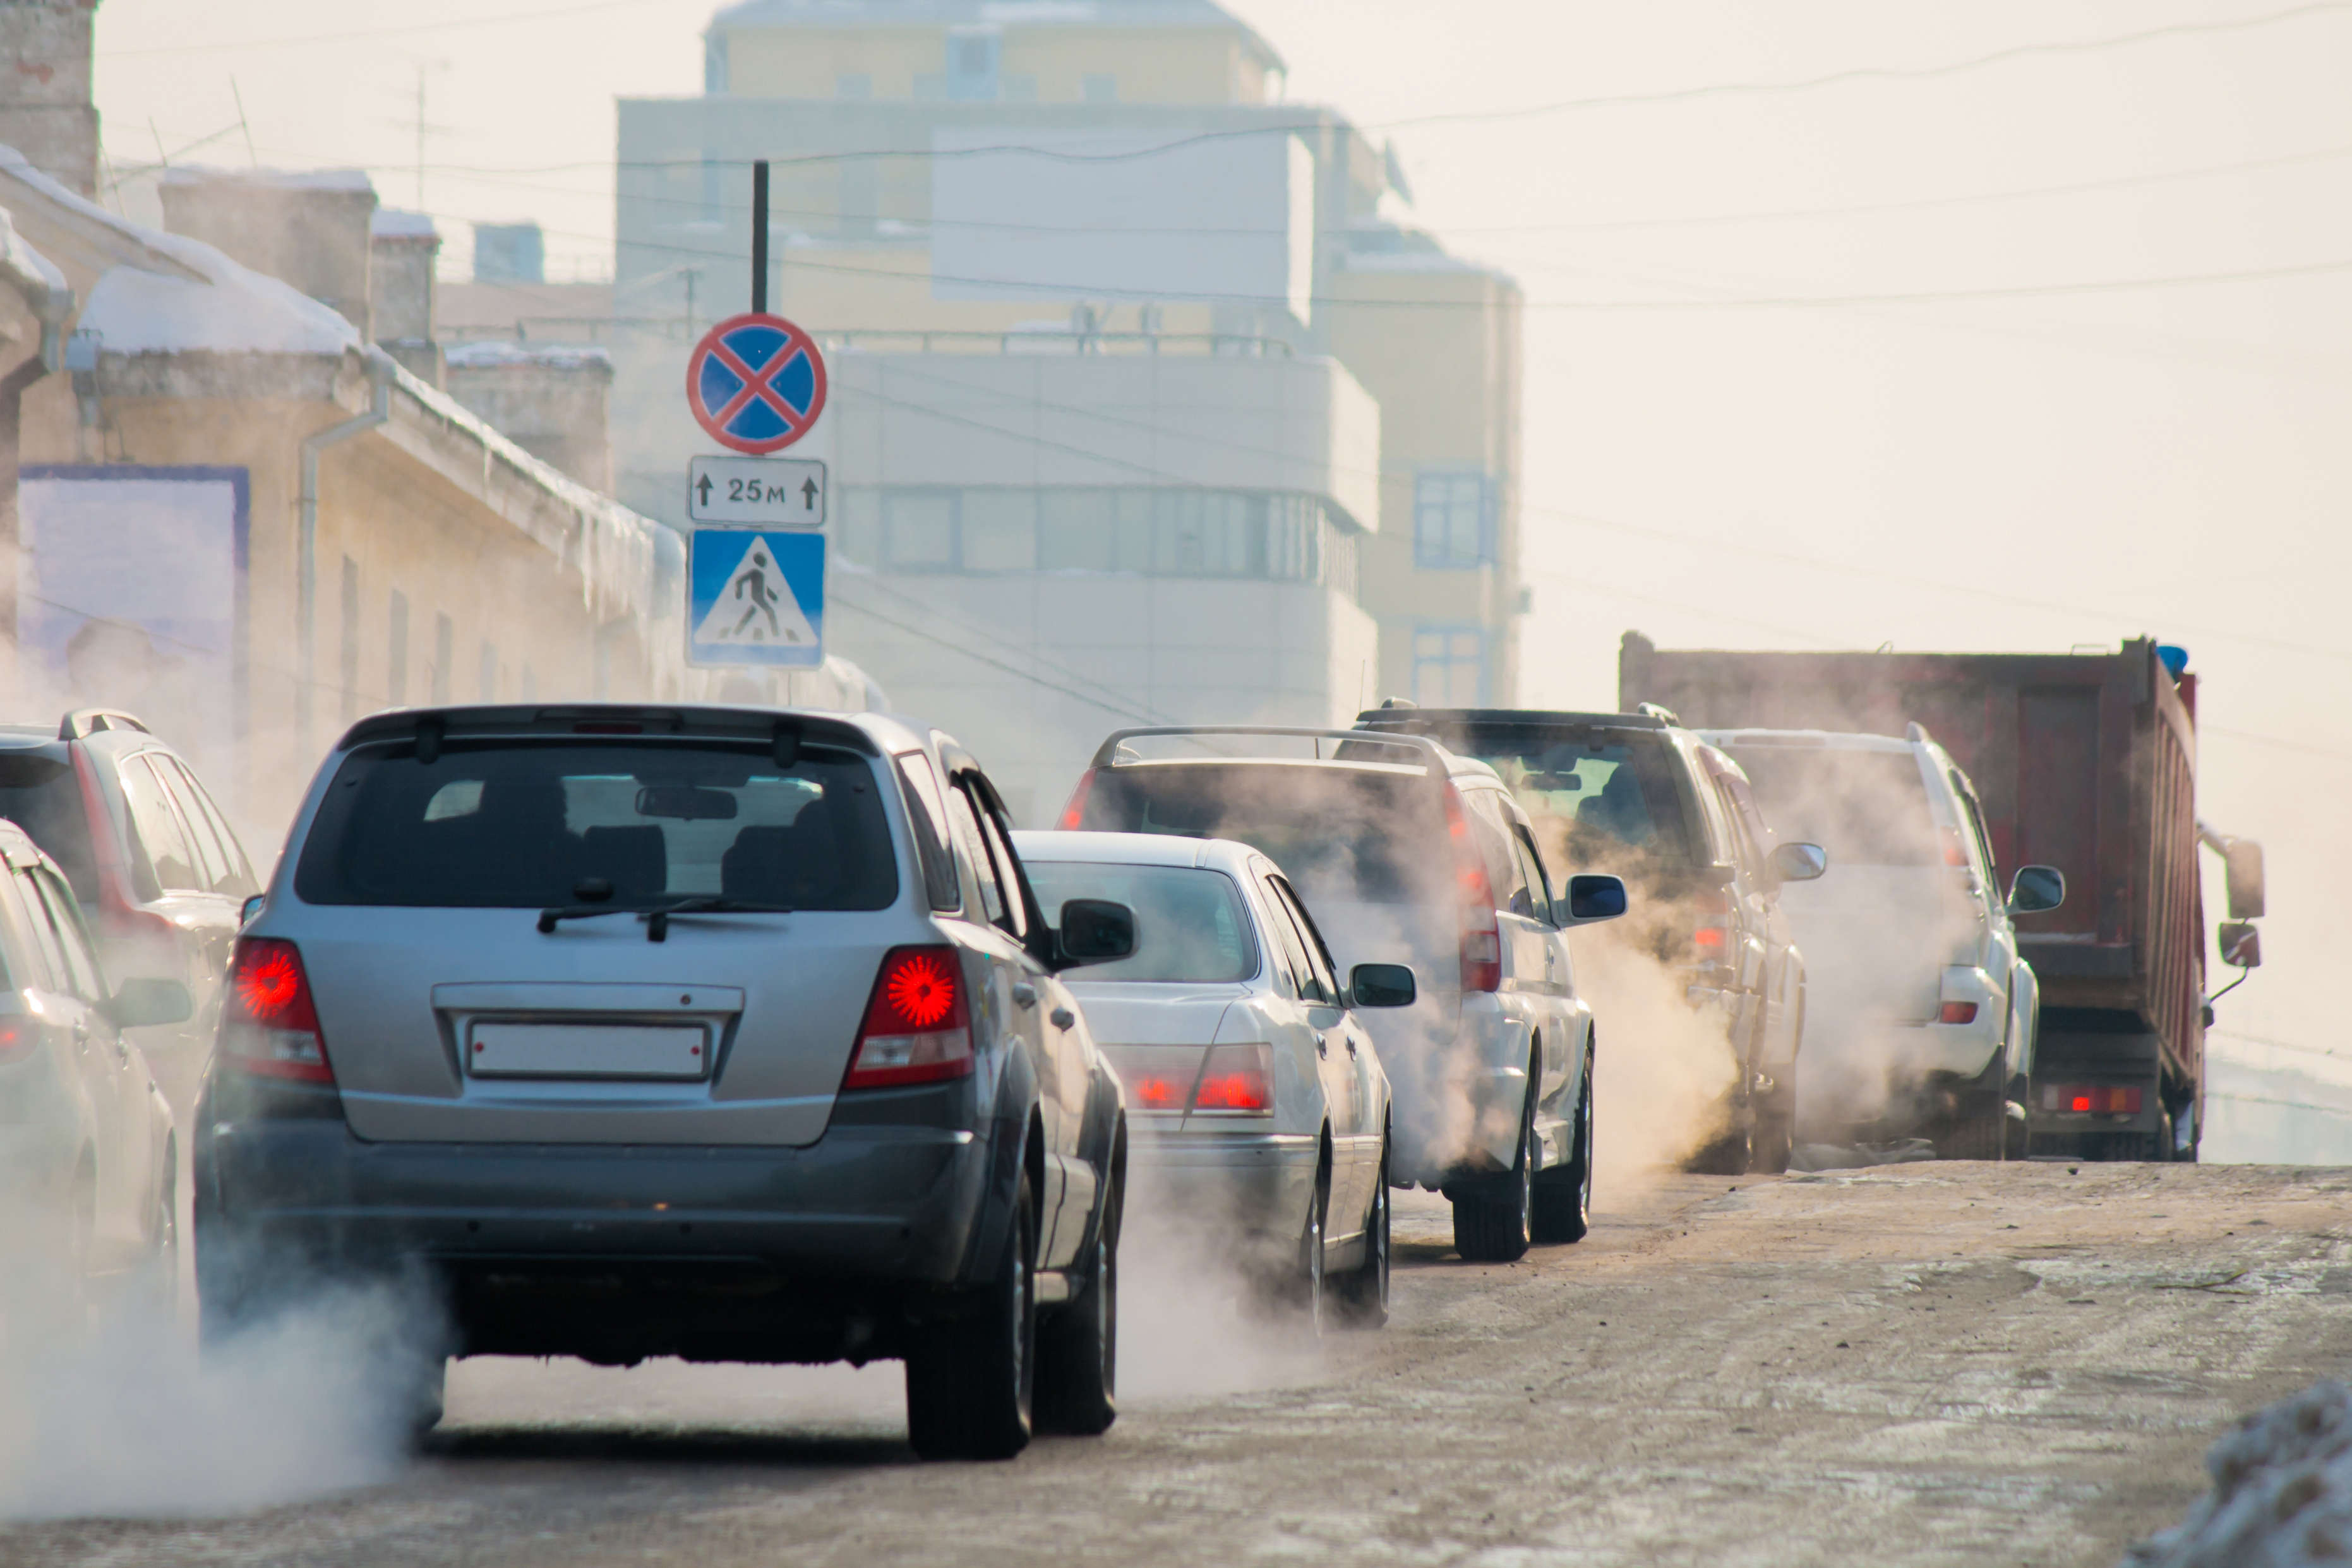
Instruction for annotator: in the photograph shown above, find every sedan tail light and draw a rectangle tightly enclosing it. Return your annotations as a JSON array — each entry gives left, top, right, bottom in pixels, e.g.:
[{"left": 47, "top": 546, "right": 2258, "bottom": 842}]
[
  {"left": 1189, "top": 1043, "right": 1273, "bottom": 1115},
  {"left": 843, "top": 945, "right": 973, "bottom": 1089},
  {"left": 220, "top": 937, "right": 334, "bottom": 1084}
]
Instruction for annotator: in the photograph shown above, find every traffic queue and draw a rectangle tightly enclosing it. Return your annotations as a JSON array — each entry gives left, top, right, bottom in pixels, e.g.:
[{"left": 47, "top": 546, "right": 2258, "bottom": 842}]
[{"left": 4, "top": 645, "right": 2262, "bottom": 1461}]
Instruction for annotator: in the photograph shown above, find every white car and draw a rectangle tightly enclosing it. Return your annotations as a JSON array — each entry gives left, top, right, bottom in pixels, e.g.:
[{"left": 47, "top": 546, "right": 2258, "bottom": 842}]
[
  {"left": 1014, "top": 830, "right": 1412, "bottom": 1328},
  {"left": 1700, "top": 725, "right": 2065, "bottom": 1157}
]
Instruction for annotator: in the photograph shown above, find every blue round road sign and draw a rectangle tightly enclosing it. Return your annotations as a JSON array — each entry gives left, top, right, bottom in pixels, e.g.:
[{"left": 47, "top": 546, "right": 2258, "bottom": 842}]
[{"left": 685, "top": 313, "right": 828, "bottom": 455}]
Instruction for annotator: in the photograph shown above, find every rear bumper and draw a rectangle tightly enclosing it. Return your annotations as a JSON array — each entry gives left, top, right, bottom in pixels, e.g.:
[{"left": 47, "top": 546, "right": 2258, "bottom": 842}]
[{"left": 1128, "top": 1127, "right": 1318, "bottom": 1249}]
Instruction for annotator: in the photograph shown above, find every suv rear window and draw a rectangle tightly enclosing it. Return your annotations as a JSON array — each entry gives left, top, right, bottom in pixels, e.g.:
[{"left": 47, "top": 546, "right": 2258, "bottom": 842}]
[
  {"left": 1430, "top": 728, "right": 1695, "bottom": 870},
  {"left": 0, "top": 753, "right": 98, "bottom": 904},
  {"left": 294, "top": 741, "right": 896, "bottom": 909},
  {"left": 1723, "top": 747, "right": 1941, "bottom": 866},
  {"left": 1075, "top": 763, "right": 1443, "bottom": 906}
]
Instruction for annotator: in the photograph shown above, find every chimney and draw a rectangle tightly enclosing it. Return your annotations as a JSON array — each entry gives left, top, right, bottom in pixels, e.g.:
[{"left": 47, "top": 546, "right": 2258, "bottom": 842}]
[
  {"left": 371, "top": 208, "right": 442, "bottom": 386},
  {"left": 158, "top": 167, "right": 378, "bottom": 335},
  {"left": 0, "top": 0, "right": 99, "bottom": 197}
]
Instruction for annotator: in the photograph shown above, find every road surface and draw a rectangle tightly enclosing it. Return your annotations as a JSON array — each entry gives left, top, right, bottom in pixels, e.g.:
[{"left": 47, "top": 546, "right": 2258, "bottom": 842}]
[{"left": 9, "top": 1162, "right": 2352, "bottom": 1566}]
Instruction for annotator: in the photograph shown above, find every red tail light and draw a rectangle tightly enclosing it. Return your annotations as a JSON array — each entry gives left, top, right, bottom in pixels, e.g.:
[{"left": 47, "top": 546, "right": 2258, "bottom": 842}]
[
  {"left": 1057, "top": 770, "right": 1096, "bottom": 830},
  {"left": 1938, "top": 1001, "right": 1979, "bottom": 1025},
  {"left": 1691, "top": 888, "right": 1729, "bottom": 964},
  {"left": 0, "top": 1019, "right": 35, "bottom": 1065},
  {"left": 1191, "top": 1043, "right": 1273, "bottom": 1114},
  {"left": 2042, "top": 1084, "right": 2143, "bottom": 1115},
  {"left": 220, "top": 937, "right": 333, "bottom": 1084},
  {"left": 1444, "top": 784, "right": 1503, "bottom": 993},
  {"left": 1941, "top": 828, "right": 1969, "bottom": 869},
  {"left": 1122, "top": 1067, "right": 1188, "bottom": 1111},
  {"left": 844, "top": 945, "right": 974, "bottom": 1089}
]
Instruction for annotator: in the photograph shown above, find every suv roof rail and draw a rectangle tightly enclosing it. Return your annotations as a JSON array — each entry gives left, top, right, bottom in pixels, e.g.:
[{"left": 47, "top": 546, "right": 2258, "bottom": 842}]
[
  {"left": 1086, "top": 725, "right": 1447, "bottom": 775},
  {"left": 1635, "top": 702, "right": 1682, "bottom": 727},
  {"left": 59, "top": 708, "right": 151, "bottom": 741},
  {"left": 1905, "top": 721, "right": 1933, "bottom": 744}
]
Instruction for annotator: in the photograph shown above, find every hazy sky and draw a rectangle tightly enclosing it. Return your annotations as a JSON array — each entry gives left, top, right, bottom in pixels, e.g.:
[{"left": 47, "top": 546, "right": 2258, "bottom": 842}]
[{"left": 89, "top": 1, "right": 2352, "bottom": 1129}]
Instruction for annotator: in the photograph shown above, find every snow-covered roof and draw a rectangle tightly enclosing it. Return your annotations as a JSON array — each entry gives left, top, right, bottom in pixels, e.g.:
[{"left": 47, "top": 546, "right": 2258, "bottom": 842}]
[
  {"left": 371, "top": 208, "right": 440, "bottom": 241},
  {"left": 0, "top": 205, "right": 66, "bottom": 303},
  {"left": 445, "top": 339, "right": 613, "bottom": 371},
  {"left": 159, "top": 165, "right": 375, "bottom": 194}
]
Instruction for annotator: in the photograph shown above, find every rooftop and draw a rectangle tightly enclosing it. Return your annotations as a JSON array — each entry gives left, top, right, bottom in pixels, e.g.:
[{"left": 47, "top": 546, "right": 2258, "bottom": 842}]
[{"left": 707, "top": 0, "right": 1282, "bottom": 67}]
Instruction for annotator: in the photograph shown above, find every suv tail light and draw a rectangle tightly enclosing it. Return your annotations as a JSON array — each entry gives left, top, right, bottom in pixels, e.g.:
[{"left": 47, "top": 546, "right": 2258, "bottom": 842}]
[
  {"left": 1937, "top": 1001, "right": 1979, "bottom": 1025},
  {"left": 1190, "top": 1043, "right": 1272, "bottom": 1114},
  {"left": 220, "top": 937, "right": 333, "bottom": 1084},
  {"left": 1056, "top": 770, "right": 1096, "bottom": 830},
  {"left": 1691, "top": 888, "right": 1730, "bottom": 964},
  {"left": 844, "top": 945, "right": 974, "bottom": 1089},
  {"left": 1444, "top": 784, "right": 1503, "bottom": 993}
]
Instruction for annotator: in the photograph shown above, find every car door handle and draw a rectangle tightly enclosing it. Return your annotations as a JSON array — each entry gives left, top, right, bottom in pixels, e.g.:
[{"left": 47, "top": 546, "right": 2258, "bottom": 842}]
[
  {"left": 1011, "top": 981, "right": 1038, "bottom": 1008},
  {"left": 1314, "top": 1030, "right": 1328, "bottom": 1056},
  {"left": 1343, "top": 1033, "right": 1357, "bottom": 1057},
  {"left": 1050, "top": 1007, "right": 1076, "bottom": 1031}
]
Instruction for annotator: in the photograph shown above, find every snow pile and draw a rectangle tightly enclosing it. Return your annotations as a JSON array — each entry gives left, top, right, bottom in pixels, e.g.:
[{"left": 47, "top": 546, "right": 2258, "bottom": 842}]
[{"left": 2125, "top": 1380, "right": 2352, "bottom": 1566}]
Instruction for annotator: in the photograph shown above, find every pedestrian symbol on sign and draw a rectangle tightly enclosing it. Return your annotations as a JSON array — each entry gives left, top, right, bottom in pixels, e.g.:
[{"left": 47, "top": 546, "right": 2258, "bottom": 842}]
[{"left": 691, "top": 533, "right": 820, "bottom": 657}]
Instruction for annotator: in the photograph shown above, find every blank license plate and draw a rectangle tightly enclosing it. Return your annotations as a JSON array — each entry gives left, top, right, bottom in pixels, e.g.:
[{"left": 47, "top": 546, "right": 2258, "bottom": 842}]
[{"left": 468, "top": 1023, "right": 709, "bottom": 1080}]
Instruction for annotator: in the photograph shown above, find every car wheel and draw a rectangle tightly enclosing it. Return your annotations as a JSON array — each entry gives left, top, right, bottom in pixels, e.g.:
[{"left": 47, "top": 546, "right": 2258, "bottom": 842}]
[
  {"left": 1293, "top": 1161, "right": 1329, "bottom": 1335},
  {"left": 1035, "top": 1174, "right": 1119, "bottom": 1436},
  {"left": 1333, "top": 1137, "right": 1392, "bottom": 1329},
  {"left": 1934, "top": 1055, "right": 2010, "bottom": 1161},
  {"left": 1453, "top": 1092, "right": 1535, "bottom": 1264},
  {"left": 906, "top": 1171, "right": 1037, "bottom": 1461},
  {"left": 1749, "top": 1093, "right": 1793, "bottom": 1176},
  {"left": 1532, "top": 1046, "right": 1593, "bottom": 1244}
]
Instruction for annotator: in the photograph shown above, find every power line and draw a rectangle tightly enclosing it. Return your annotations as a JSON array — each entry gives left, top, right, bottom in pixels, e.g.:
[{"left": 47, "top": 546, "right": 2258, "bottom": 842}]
[{"left": 829, "top": 589, "right": 1164, "bottom": 724}]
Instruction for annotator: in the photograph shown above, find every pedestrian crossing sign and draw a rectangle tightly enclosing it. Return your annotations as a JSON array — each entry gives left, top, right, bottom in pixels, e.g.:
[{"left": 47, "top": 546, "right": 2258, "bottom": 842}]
[{"left": 687, "top": 527, "right": 824, "bottom": 667}]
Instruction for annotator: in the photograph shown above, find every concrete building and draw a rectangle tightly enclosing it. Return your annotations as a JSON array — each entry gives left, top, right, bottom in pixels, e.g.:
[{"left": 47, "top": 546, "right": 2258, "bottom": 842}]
[{"left": 594, "top": 0, "right": 1522, "bottom": 811}]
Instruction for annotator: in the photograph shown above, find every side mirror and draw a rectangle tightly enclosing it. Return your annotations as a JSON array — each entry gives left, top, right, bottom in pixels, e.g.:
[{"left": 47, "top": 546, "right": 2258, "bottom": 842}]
[
  {"left": 2224, "top": 841, "right": 2265, "bottom": 920},
  {"left": 2008, "top": 865, "right": 2066, "bottom": 915},
  {"left": 1055, "top": 898, "right": 1136, "bottom": 967},
  {"left": 240, "top": 894, "right": 266, "bottom": 926},
  {"left": 1561, "top": 873, "right": 1628, "bottom": 926},
  {"left": 1348, "top": 962, "right": 1417, "bottom": 1009},
  {"left": 1767, "top": 842, "right": 1828, "bottom": 885},
  {"left": 2217, "top": 921, "right": 2261, "bottom": 969},
  {"left": 105, "top": 976, "right": 193, "bottom": 1029}
]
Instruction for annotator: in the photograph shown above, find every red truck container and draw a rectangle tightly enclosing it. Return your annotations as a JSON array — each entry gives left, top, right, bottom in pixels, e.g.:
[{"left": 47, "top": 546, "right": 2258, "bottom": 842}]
[{"left": 1619, "top": 633, "right": 2235, "bottom": 1160}]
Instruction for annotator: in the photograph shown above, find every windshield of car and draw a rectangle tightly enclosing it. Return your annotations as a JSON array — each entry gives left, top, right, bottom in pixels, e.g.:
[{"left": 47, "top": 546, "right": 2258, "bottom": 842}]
[
  {"left": 1074, "top": 763, "right": 1444, "bottom": 907},
  {"left": 294, "top": 740, "right": 896, "bottom": 909},
  {"left": 1722, "top": 746, "right": 1942, "bottom": 866},
  {"left": 0, "top": 753, "right": 98, "bottom": 904},
  {"left": 1431, "top": 727, "right": 1696, "bottom": 872},
  {"left": 1026, "top": 861, "right": 1258, "bottom": 983}
]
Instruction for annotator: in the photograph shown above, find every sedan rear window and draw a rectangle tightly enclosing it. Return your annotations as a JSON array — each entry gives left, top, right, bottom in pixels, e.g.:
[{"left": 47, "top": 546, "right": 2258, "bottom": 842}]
[
  {"left": 1026, "top": 862, "right": 1257, "bottom": 984},
  {"left": 294, "top": 741, "right": 896, "bottom": 909},
  {"left": 1724, "top": 748, "right": 1941, "bottom": 866}
]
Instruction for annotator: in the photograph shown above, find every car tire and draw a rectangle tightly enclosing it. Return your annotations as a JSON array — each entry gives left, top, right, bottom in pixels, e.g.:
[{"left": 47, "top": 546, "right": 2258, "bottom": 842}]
[
  {"left": 1749, "top": 1096, "right": 1793, "bottom": 1176},
  {"left": 1935, "top": 1055, "right": 2010, "bottom": 1161},
  {"left": 906, "top": 1171, "right": 1038, "bottom": 1461},
  {"left": 1454, "top": 1094, "right": 1535, "bottom": 1264},
  {"left": 1291, "top": 1160, "right": 1329, "bottom": 1335},
  {"left": 1333, "top": 1137, "right": 1391, "bottom": 1328},
  {"left": 1532, "top": 1045, "right": 1593, "bottom": 1244},
  {"left": 1035, "top": 1176, "right": 1119, "bottom": 1437}
]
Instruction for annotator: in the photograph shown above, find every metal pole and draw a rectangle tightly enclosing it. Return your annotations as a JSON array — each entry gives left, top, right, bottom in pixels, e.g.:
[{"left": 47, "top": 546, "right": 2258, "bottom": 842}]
[{"left": 751, "top": 160, "right": 769, "bottom": 314}]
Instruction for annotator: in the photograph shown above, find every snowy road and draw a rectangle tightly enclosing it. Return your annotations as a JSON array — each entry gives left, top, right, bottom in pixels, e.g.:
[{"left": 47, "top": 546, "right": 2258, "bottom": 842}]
[{"left": 10, "top": 1163, "right": 2352, "bottom": 1567}]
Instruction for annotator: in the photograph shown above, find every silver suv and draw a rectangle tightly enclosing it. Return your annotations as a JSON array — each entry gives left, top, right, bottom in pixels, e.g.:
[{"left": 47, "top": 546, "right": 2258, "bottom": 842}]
[{"left": 195, "top": 705, "right": 1137, "bottom": 1461}]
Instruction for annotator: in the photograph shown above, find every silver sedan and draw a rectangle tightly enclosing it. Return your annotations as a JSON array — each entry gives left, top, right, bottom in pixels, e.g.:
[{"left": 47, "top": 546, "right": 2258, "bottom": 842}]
[{"left": 1015, "top": 831, "right": 1413, "bottom": 1330}]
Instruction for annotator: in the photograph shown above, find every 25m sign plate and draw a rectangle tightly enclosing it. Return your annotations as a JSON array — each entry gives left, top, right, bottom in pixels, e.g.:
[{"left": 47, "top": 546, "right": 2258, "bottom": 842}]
[{"left": 688, "top": 455, "right": 827, "bottom": 527}]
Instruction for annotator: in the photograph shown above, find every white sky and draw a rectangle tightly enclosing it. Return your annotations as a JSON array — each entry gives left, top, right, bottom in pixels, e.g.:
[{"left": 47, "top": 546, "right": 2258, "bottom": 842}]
[{"left": 90, "top": 1, "right": 2352, "bottom": 1137}]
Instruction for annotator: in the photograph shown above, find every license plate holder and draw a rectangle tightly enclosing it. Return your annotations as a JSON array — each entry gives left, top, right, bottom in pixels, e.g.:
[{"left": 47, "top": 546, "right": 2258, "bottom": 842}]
[{"left": 467, "top": 1022, "right": 711, "bottom": 1080}]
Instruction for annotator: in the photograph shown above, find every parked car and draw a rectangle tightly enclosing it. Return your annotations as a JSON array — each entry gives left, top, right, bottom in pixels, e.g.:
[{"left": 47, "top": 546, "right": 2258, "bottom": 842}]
[
  {"left": 195, "top": 704, "right": 1137, "bottom": 1461},
  {"left": 0, "top": 817, "right": 190, "bottom": 1296},
  {"left": 1699, "top": 726, "right": 2064, "bottom": 1158},
  {"left": 1059, "top": 727, "right": 1626, "bottom": 1264},
  {"left": 1353, "top": 704, "right": 1825, "bottom": 1175},
  {"left": 0, "top": 710, "right": 258, "bottom": 1111},
  {"left": 1014, "top": 830, "right": 1412, "bottom": 1327}
]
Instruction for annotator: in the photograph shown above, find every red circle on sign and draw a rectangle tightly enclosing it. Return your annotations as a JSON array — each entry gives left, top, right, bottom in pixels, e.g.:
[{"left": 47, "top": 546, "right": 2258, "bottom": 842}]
[{"left": 685, "top": 312, "right": 829, "bottom": 455}]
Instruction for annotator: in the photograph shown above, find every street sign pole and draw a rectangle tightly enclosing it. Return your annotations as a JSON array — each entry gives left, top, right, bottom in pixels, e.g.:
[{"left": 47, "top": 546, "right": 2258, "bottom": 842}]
[{"left": 751, "top": 160, "right": 769, "bottom": 315}]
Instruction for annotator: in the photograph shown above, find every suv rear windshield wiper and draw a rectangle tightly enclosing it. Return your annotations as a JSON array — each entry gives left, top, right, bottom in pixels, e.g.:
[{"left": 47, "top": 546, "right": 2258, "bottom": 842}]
[{"left": 537, "top": 896, "right": 795, "bottom": 940}]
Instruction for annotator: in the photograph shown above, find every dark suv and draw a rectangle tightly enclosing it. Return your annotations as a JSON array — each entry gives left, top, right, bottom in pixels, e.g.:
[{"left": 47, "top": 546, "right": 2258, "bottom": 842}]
[
  {"left": 1355, "top": 704, "right": 1824, "bottom": 1173},
  {"left": 0, "top": 710, "right": 258, "bottom": 1109}
]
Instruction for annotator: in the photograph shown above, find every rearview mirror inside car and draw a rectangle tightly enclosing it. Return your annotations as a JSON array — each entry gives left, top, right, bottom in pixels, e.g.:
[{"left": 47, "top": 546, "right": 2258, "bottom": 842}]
[
  {"left": 2008, "top": 865, "right": 2066, "bottom": 915},
  {"left": 1348, "top": 962, "right": 1417, "bottom": 1009},
  {"left": 2224, "top": 840, "right": 2265, "bottom": 920},
  {"left": 1561, "top": 873, "right": 1629, "bottom": 925},
  {"left": 636, "top": 784, "right": 738, "bottom": 821},
  {"left": 105, "top": 976, "right": 192, "bottom": 1029},
  {"left": 1056, "top": 898, "right": 1136, "bottom": 966},
  {"left": 1767, "top": 842, "right": 1828, "bottom": 884},
  {"left": 2218, "top": 920, "right": 2262, "bottom": 969}
]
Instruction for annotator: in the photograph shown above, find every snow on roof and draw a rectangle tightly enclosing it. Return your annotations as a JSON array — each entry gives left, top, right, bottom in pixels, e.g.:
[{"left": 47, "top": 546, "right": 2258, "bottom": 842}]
[
  {"left": 0, "top": 205, "right": 66, "bottom": 301},
  {"left": 158, "top": 165, "right": 376, "bottom": 194},
  {"left": 371, "top": 208, "right": 440, "bottom": 241},
  {"left": 445, "top": 338, "right": 613, "bottom": 371}
]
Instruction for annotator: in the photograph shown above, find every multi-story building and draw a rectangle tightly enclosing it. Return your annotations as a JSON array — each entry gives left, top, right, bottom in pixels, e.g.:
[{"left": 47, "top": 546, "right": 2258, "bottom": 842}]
[{"left": 600, "top": 0, "right": 1522, "bottom": 811}]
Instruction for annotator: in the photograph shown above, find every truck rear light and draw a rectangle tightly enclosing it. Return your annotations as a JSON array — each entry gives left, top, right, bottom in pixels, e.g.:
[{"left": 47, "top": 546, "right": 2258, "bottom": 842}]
[
  {"left": 843, "top": 945, "right": 973, "bottom": 1089},
  {"left": 2041, "top": 1084, "right": 2142, "bottom": 1115},
  {"left": 1938, "top": 1002, "right": 1979, "bottom": 1025},
  {"left": 1444, "top": 784, "right": 1503, "bottom": 993},
  {"left": 220, "top": 937, "right": 334, "bottom": 1084},
  {"left": 1056, "top": 769, "right": 1096, "bottom": 830},
  {"left": 1191, "top": 1043, "right": 1272, "bottom": 1114}
]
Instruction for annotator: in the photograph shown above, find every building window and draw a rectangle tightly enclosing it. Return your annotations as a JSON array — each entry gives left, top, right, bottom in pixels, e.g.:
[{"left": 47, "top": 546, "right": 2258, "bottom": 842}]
[
  {"left": 1412, "top": 625, "right": 1489, "bottom": 707},
  {"left": 1081, "top": 73, "right": 1118, "bottom": 104},
  {"left": 945, "top": 30, "right": 1000, "bottom": 100},
  {"left": 431, "top": 613, "right": 453, "bottom": 703},
  {"left": 1414, "top": 470, "right": 1491, "bottom": 569},
  {"left": 883, "top": 491, "right": 957, "bottom": 570},
  {"left": 339, "top": 556, "right": 361, "bottom": 724},
  {"left": 835, "top": 73, "right": 873, "bottom": 100},
  {"left": 387, "top": 589, "right": 409, "bottom": 705}
]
